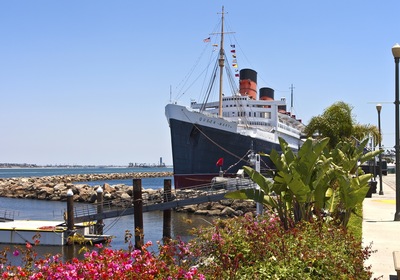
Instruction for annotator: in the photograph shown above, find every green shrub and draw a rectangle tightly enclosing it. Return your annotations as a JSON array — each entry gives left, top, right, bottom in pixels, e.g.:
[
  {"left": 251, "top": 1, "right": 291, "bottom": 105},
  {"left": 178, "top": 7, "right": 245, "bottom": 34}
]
[{"left": 190, "top": 213, "right": 373, "bottom": 279}]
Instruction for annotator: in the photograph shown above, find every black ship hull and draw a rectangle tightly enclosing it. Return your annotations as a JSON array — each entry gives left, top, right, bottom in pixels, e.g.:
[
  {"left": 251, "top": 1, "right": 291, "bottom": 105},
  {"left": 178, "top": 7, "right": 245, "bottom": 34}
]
[{"left": 169, "top": 118, "right": 283, "bottom": 189}]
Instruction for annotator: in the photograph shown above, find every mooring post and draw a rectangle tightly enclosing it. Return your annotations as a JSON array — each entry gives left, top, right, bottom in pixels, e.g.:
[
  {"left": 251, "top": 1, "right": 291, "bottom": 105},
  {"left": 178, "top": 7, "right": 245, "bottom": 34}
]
[
  {"left": 133, "top": 179, "right": 144, "bottom": 249},
  {"left": 96, "top": 186, "right": 104, "bottom": 235},
  {"left": 163, "top": 179, "right": 172, "bottom": 243},
  {"left": 66, "top": 189, "right": 75, "bottom": 243}
]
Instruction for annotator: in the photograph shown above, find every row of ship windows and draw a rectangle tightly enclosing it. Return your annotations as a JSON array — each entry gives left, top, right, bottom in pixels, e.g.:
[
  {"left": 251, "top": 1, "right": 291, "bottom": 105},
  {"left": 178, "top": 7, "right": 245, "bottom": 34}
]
[
  {"left": 246, "top": 121, "right": 272, "bottom": 127},
  {"left": 226, "top": 104, "right": 253, "bottom": 108},
  {"left": 223, "top": 111, "right": 272, "bottom": 118},
  {"left": 225, "top": 104, "right": 272, "bottom": 108},
  {"left": 224, "top": 97, "right": 247, "bottom": 101}
]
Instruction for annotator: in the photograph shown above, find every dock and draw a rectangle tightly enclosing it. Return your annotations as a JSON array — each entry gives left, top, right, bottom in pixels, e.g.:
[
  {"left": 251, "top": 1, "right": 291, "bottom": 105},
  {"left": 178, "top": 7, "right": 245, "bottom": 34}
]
[
  {"left": 0, "top": 219, "right": 111, "bottom": 246},
  {"left": 0, "top": 220, "right": 65, "bottom": 246},
  {"left": 0, "top": 176, "right": 255, "bottom": 247}
]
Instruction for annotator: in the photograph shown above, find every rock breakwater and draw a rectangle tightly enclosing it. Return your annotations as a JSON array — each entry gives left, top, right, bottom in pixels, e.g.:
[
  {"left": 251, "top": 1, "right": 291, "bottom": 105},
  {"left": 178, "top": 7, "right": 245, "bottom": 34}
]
[{"left": 0, "top": 172, "right": 256, "bottom": 217}]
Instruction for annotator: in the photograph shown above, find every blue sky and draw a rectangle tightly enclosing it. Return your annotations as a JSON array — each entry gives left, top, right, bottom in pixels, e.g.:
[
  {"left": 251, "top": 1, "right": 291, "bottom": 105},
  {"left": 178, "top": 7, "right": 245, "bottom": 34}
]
[{"left": 1, "top": 1, "right": 399, "bottom": 166}]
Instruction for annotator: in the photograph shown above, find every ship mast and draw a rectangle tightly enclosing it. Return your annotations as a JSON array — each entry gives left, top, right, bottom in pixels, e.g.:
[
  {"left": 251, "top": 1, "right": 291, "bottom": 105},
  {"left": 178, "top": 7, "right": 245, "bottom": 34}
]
[{"left": 218, "top": 6, "right": 225, "bottom": 117}]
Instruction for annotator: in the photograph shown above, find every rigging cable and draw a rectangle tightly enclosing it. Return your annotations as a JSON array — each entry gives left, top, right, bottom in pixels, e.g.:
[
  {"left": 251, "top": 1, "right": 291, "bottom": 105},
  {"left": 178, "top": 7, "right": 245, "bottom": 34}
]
[
  {"left": 174, "top": 20, "right": 221, "bottom": 102},
  {"left": 183, "top": 108, "right": 262, "bottom": 168},
  {"left": 200, "top": 59, "right": 219, "bottom": 111},
  {"left": 175, "top": 52, "right": 215, "bottom": 101},
  {"left": 223, "top": 149, "right": 252, "bottom": 173}
]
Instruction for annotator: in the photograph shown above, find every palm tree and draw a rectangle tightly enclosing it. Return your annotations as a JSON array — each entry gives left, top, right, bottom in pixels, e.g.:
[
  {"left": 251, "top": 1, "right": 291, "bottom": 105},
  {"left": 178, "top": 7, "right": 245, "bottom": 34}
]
[{"left": 304, "top": 101, "right": 380, "bottom": 149}]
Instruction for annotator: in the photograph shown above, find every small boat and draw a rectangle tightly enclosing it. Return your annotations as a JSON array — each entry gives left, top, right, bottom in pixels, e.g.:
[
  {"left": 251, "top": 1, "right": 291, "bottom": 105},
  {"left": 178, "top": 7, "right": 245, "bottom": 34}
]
[
  {"left": 0, "top": 219, "right": 111, "bottom": 246},
  {"left": 0, "top": 220, "right": 67, "bottom": 246},
  {"left": 165, "top": 6, "right": 305, "bottom": 189}
]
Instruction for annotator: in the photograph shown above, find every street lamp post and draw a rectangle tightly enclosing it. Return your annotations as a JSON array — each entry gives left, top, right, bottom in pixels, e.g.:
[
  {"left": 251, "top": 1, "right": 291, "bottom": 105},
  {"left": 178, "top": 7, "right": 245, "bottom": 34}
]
[
  {"left": 392, "top": 43, "right": 400, "bottom": 221},
  {"left": 376, "top": 104, "right": 383, "bottom": 195}
]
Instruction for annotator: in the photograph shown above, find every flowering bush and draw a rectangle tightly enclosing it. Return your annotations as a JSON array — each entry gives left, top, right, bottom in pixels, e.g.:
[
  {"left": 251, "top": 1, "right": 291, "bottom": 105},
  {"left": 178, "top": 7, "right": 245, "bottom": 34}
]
[
  {"left": 0, "top": 241, "right": 204, "bottom": 279},
  {"left": 0, "top": 213, "right": 373, "bottom": 279},
  {"left": 190, "top": 213, "right": 373, "bottom": 279}
]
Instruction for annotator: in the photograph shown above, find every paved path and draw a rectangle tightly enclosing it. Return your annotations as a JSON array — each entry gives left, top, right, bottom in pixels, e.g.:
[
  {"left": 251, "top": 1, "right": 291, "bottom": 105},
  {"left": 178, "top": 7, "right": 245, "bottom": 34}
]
[{"left": 363, "top": 174, "right": 400, "bottom": 279}]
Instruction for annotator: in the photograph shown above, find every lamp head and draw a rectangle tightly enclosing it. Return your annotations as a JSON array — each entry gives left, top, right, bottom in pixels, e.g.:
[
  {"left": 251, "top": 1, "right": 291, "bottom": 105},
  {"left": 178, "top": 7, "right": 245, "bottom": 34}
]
[
  {"left": 393, "top": 43, "right": 400, "bottom": 58},
  {"left": 376, "top": 103, "right": 382, "bottom": 112}
]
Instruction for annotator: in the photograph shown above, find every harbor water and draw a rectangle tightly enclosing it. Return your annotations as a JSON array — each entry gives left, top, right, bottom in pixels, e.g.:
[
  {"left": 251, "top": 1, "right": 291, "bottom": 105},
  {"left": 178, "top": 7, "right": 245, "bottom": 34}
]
[{"left": 0, "top": 167, "right": 215, "bottom": 261}]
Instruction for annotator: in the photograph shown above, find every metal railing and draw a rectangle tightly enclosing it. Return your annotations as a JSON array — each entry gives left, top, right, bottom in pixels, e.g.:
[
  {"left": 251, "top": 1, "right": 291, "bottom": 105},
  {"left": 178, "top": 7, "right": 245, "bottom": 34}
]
[
  {"left": 0, "top": 208, "right": 17, "bottom": 221},
  {"left": 71, "top": 178, "right": 257, "bottom": 222}
]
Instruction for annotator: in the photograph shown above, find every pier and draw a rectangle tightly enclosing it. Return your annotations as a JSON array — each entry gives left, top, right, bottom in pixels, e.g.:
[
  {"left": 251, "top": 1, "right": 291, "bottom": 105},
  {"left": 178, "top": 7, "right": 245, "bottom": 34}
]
[
  {"left": 71, "top": 178, "right": 255, "bottom": 223},
  {"left": 66, "top": 177, "right": 256, "bottom": 248},
  {"left": 0, "top": 173, "right": 256, "bottom": 247}
]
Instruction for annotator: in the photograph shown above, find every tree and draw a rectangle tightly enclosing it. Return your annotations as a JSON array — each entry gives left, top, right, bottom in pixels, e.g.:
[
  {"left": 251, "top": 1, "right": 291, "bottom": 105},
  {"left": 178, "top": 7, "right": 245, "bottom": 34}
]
[{"left": 304, "top": 101, "right": 380, "bottom": 149}]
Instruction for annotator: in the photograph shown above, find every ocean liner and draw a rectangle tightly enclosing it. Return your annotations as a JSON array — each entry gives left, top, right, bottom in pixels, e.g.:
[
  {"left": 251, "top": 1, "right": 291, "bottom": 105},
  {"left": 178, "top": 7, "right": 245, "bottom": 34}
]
[{"left": 165, "top": 7, "right": 305, "bottom": 188}]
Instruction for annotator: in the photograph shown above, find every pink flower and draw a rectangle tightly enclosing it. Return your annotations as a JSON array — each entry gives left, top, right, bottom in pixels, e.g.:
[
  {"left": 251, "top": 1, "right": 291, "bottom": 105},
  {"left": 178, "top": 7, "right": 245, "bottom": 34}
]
[{"left": 13, "top": 249, "right": 19, "bottom": 256}]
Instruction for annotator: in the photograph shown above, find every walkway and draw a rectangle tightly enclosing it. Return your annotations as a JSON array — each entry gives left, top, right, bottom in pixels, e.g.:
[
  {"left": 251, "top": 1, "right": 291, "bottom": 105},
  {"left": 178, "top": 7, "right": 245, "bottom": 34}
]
[
  {"left": 72, "top": 177, "right": 256, "bottom": 224},
  {"left": 363, "top": 174, "right": 400, "bottom": 279}
]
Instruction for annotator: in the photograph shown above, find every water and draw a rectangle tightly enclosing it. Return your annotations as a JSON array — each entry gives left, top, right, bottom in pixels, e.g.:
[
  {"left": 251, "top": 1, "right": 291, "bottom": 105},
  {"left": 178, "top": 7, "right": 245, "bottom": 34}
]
[
  {"left": 0, "top": 167, "right": 215, "bottom": 261},
  {"left": 0, "top": 166, "right": 172, "bottom": 180}
]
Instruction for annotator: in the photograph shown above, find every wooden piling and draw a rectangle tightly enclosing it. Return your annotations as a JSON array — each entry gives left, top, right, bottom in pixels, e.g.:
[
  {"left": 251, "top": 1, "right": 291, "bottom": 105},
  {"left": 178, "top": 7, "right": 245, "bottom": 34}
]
[
  {"left": 163, "top": 179, "right": 172, "bottom": 243},
  {"left": 96, "top": 186, "right": 104, "bottom": 235},
  {"left": 66, "top": 189, "right": 75, "bottom": 244},
  {"left": 133, "top": 179, "right": 143, "bottom": 249},
  {"left": 66, "top": 189, "right": 75, "bottom": 231}
]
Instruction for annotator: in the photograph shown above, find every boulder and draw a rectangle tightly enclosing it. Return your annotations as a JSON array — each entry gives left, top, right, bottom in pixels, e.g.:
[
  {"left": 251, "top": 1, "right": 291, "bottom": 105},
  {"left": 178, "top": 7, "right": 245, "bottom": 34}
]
[
  {"left": 37, "top": 187, "right": 54, "bottom": 200},
  {"left": 54, "top": 183, "right": 67, "bottom": 192},
  {"left": 221, "top": 206, "right": 235, "bottom": 216}
]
